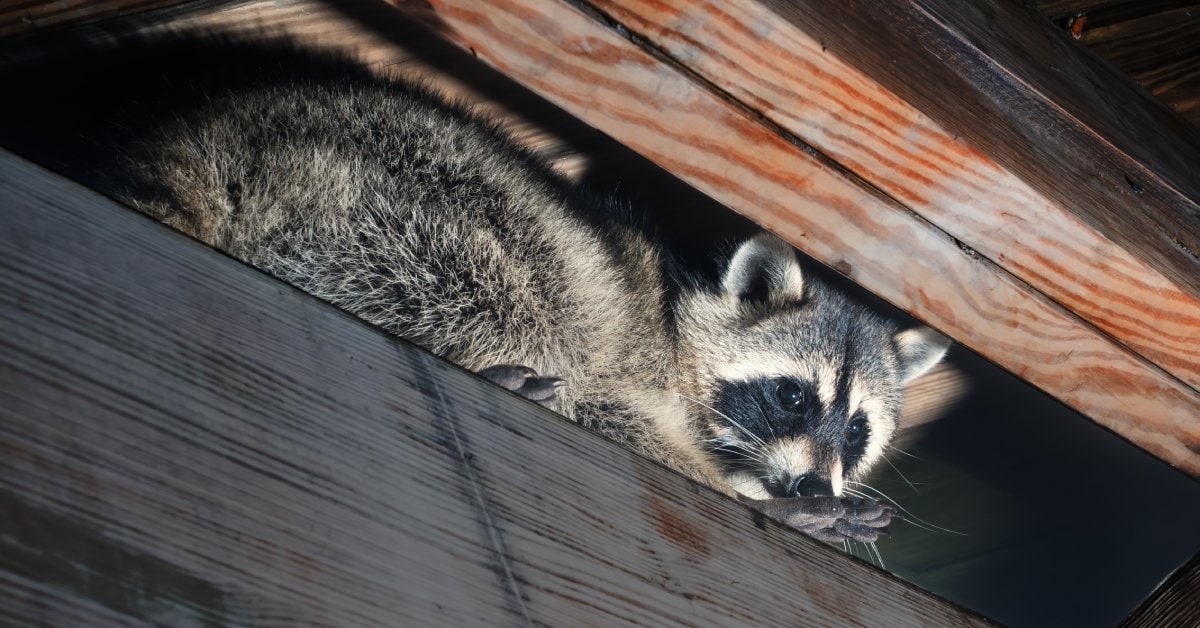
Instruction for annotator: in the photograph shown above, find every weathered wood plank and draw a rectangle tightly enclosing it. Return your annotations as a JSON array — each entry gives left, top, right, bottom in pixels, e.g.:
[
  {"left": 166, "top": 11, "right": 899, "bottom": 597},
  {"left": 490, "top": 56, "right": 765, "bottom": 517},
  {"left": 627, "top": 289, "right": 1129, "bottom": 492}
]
[
  {"left": 758, "top": 0, "right": 1200, "bottom": 302},
  {"left": 1078, "top": 5, "right": 1200, "bottom": 126},
  {"left": 0, "top": 150, "right": 990, "bottom": 626},
  {"left": 1034, "top": 0, "right": 1197, "bottom": 26},
  {"left": 0, "top": 0, "right": 233, "bottom": 38},
  {"left": 1121, "top": 551, "right": 1200, "bottom": 627},
  {"left": 585, "top": 0, "right": 1200, "bottom": 403},
  {"left": 378, "top": 0, "right": 1200, "bottom": 474}
]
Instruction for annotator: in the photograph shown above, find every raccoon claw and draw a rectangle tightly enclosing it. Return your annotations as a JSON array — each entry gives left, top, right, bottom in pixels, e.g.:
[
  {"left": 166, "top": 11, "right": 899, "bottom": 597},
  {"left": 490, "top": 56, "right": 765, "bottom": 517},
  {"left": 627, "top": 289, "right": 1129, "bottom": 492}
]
[
  {"left": 753, "top": 496, "right": 844, "bottom": 535},
  {"left": 841, "top": 496, "right": 894, "bottom": 524},
  {"left": 752, "top": 495, "right": 894, "bottom": 544},
  {"left": 833, "top": 520, "right": 884, "bottom": 543},
  {"left": 477, "top": 364, "right": 566, "bottom": 408}
]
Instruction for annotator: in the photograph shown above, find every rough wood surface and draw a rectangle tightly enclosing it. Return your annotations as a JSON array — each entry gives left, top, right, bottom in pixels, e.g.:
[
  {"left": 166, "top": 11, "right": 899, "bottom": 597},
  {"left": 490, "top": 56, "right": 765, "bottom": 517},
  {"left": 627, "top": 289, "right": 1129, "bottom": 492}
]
[
  {"left": 0, "top": 0, "right": 235, "bottom": 38},
  {"left": 367, "top": 0, "right": 1200, "bottom": 473},
  {"left": 1121, "top": 551, "right": 1200, "bottom": 627},
  {"left": 0, "top": 149, "right": 991, "bottom": 626},
  {"left": 1070, "top": 3, "right": 1200, "bottom": 127},
  {"left": 759, "top": 0, "right": 1200, "bottom": 304}
]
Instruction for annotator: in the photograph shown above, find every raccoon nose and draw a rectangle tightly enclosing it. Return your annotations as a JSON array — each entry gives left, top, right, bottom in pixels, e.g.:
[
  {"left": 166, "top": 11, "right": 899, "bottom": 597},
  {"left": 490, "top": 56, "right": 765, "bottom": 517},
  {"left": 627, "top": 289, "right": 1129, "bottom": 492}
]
[{"left": 790, "top": 474, "right": 834, "bottom": 498}]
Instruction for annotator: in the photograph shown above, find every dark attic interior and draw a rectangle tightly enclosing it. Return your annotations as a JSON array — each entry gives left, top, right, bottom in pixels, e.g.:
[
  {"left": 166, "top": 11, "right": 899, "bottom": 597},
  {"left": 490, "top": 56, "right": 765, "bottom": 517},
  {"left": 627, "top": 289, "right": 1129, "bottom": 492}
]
[{"left": 1, "top": 1, "right": 1199, "bottom": 626}]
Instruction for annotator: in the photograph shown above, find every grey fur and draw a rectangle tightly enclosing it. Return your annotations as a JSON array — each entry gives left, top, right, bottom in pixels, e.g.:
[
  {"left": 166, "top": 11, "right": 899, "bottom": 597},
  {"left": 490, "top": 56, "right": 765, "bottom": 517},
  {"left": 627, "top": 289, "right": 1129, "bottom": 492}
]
[{"left": 0, "top": 36, "right": 948, "bottom": 539}]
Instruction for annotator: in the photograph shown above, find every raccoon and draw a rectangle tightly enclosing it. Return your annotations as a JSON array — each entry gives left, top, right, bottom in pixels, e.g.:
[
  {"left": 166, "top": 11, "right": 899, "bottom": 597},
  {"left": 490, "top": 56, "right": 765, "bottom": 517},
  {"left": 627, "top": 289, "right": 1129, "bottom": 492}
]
[{"left": 0, "top": 35, "right": 948, "bottom": 543}]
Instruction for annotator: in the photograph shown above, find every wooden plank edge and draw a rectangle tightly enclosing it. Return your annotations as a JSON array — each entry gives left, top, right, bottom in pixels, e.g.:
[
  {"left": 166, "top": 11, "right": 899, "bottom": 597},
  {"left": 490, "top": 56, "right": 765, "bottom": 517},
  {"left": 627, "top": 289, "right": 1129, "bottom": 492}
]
[
  {"left": 379, "top": 0, "right": 1200, "bottom": 475},
  {"left": 1120, "top": 551, "right": 1200, "bottom": 627},
  {"left": 0, "top": 148, "right": 992, "bottom": 626}
]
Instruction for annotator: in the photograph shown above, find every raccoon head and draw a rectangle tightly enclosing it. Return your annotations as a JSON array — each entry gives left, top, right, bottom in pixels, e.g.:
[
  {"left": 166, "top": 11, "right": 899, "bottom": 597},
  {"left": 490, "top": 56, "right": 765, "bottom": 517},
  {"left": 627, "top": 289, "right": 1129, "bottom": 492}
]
[{"left": 675, "top": 234, "right": 949, "bottom": 500}]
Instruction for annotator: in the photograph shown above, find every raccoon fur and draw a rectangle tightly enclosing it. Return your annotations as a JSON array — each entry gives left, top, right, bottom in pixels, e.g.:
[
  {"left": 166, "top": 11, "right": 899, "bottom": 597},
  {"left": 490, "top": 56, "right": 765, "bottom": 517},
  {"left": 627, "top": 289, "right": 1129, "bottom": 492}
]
[{"left": 0, "top": 35, "right": 948, "bottom": 542}]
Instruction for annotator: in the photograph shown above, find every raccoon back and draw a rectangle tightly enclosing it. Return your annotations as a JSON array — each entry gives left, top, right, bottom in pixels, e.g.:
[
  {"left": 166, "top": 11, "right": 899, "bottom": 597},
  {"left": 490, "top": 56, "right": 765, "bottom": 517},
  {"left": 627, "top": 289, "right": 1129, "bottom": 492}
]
[{"left": 0, "top": 36, "right": 676, "bottom": 424}]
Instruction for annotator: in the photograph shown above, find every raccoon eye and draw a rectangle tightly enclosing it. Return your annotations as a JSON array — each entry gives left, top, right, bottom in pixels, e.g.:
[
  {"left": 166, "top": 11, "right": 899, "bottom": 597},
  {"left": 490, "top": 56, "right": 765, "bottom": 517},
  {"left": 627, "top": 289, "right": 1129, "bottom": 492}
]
[
  {"left": 775, "top": 381, "right": 804, "bottom": 411},
  {"left": 845, "top": 416, "right": 869, "bottom": 448}
]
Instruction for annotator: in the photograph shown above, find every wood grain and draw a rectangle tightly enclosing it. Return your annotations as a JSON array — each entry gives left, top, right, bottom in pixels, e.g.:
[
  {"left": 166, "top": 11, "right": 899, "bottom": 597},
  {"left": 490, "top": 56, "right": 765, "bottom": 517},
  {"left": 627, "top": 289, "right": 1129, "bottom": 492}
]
[
  {"left": 0, "top": 0, "right": 234, "bottom": 38},
  {"left": 1121, "top": 551, "right": 1200, "bottom": 627},
  {"left": 1077, "top": 4, "right": 1200, "bottom": 126},
  {"left": 0, "top": 149, "right": 990, "bottom": 626},
  {"left": 373, "top": 0, "right": 1200, "bottom": 473},
  {"left": 757, "top": 0, "right": 1200, "bottom": 303},
  {"left": 587, "top": 0, "right": 1200, "bottom": 397}
]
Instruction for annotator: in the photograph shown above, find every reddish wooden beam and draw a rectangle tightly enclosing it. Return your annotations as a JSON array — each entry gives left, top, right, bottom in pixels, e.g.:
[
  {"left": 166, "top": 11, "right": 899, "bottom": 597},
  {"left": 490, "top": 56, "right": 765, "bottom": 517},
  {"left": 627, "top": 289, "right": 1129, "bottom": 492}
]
[
  {"left": 382, "top": 0, "right": 1200, "bottom": 474},
  {"left": 589, "top": 0, "right": 1200, "bottom": 399}
]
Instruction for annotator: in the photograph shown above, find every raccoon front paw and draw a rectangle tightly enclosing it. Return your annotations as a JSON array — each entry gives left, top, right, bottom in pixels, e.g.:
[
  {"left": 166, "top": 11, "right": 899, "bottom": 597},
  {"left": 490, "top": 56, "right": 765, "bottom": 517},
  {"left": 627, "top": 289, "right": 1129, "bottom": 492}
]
[
  {"left": 753, "top": 495, "right": 894, "bottom": 544},
  {"left": 477, "top": 364, "right": 566, "bottom": 409}
]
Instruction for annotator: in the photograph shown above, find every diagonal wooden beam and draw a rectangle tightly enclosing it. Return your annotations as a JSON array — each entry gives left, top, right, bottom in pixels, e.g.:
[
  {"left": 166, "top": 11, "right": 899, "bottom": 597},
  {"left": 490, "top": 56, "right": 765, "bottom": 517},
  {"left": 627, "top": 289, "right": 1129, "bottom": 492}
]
[
  {"left": 382, "top": 0, "right": 1200, "bottom": 474},
  {"left": 0, "top": 149, "right": 990, "bottom": 626},
  {"left": 757, "top": 0, "right": 1200, "bottom": 300},
  {"left": 588, "top": 0, "right": 1200, "bottom": 400}
]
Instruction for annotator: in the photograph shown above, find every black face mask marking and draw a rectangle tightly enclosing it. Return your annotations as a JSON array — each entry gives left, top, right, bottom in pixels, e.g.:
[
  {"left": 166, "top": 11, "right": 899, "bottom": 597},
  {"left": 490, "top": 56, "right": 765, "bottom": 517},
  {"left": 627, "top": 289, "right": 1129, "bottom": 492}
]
[
  {"left": 708, "top": 370, "right": 878, "bottom": 485},
  {"left": 710, "top": 377, "right": 822, "bottom": 450}
]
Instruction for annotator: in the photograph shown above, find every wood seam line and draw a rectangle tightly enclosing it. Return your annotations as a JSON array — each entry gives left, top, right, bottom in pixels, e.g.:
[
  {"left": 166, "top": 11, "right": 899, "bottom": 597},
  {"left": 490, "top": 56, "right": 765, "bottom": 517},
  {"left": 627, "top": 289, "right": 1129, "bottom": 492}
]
[
  {"left": 908, "top": 0, "right": 1200, "bottom": 235},
  {"left": 420, "top": 362, "right": 536, "bottom": 627}
]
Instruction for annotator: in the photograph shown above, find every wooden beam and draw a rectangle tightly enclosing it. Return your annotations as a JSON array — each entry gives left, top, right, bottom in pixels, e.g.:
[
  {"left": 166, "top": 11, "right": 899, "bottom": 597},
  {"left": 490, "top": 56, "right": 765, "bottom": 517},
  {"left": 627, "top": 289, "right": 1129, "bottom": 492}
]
[
  {"left": 585, "top": 0, "right": 1200, "bottom": 402},
  {"left": 1121, "top": 551, "right": 1200, "bottom": 627},
  {"left": 1075, "top": 4, "right": 1200, "bottom": 127},
  {"left": 377, "top": 0, "right": 1200, "bottom": 473},
  {"left": 0, "top": 149, "right": 989, "bottom": 625},
  {"left": 756, "top": 0, "right": 1200, "bottom": 301},
  {"left": 0, "top": 0, "right": 235, "bottom": 39}
]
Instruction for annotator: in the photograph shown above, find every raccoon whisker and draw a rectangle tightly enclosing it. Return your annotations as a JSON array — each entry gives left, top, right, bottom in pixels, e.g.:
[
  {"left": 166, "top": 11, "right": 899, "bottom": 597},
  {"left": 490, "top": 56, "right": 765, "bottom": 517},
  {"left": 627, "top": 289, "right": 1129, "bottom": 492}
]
[
  {"left": 886, "top": 445, "right": 923, "bottom": 460},
  {"left": 882, "top": 455, "right": 921, "bottom": 495},
  {"left": 846, "top": 481, "right": 967, "bottom": 536},
  {"left": 679, "top": 394, "right": 769, "bottom": 449},
  {"left": 891, "top": 516, "right": 962, "bottom": 536},
  {"left": 678, "top": 393, "right": 770, "bottom": 450},
  {"left": 869, "top": 542, "right": 886, "bottom": 570},
  {"left": 704, "top": 436, "right": 771, "bottom": 465},
  {"left": 714, "top": 448, "right": 770, "bottom": 467},
  {"left": 861, "top": 542, "right": 877, "bottom": 569},
  {"left": 751, "top": 394, "right": 778, "bottom": 439},
  {"left": 843, "top": 487, "right": 872, "bottom": 502},
  {"left": 855, "top": 541, "right": 875, "bottom": 568},
  {"left": 843, "top": 486, "right": 959, "bottom": 536},
  {"left": 700, "top": 444, "right": 772, "bottom": 468}
]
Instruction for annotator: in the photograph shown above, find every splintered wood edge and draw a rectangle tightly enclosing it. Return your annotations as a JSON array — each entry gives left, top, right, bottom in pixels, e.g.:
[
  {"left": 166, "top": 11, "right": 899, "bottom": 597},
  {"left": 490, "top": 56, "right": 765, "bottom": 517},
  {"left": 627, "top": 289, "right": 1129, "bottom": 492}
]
[
  {"left": 376, "top": 0, "right": 1200, "bottom": 475},
  {"left": 0, "top": 149, "right": 990, "bottom": 625}
]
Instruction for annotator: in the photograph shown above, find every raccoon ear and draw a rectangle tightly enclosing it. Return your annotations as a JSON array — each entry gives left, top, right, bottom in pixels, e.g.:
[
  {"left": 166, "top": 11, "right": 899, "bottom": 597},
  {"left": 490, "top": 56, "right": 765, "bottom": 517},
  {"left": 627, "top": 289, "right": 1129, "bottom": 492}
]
[
  {"left": 722, "top": 234, "right": 805, "bottom": 304},
  {"left": 894, "top": 327, "right": 950, "bottom": 383}
]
